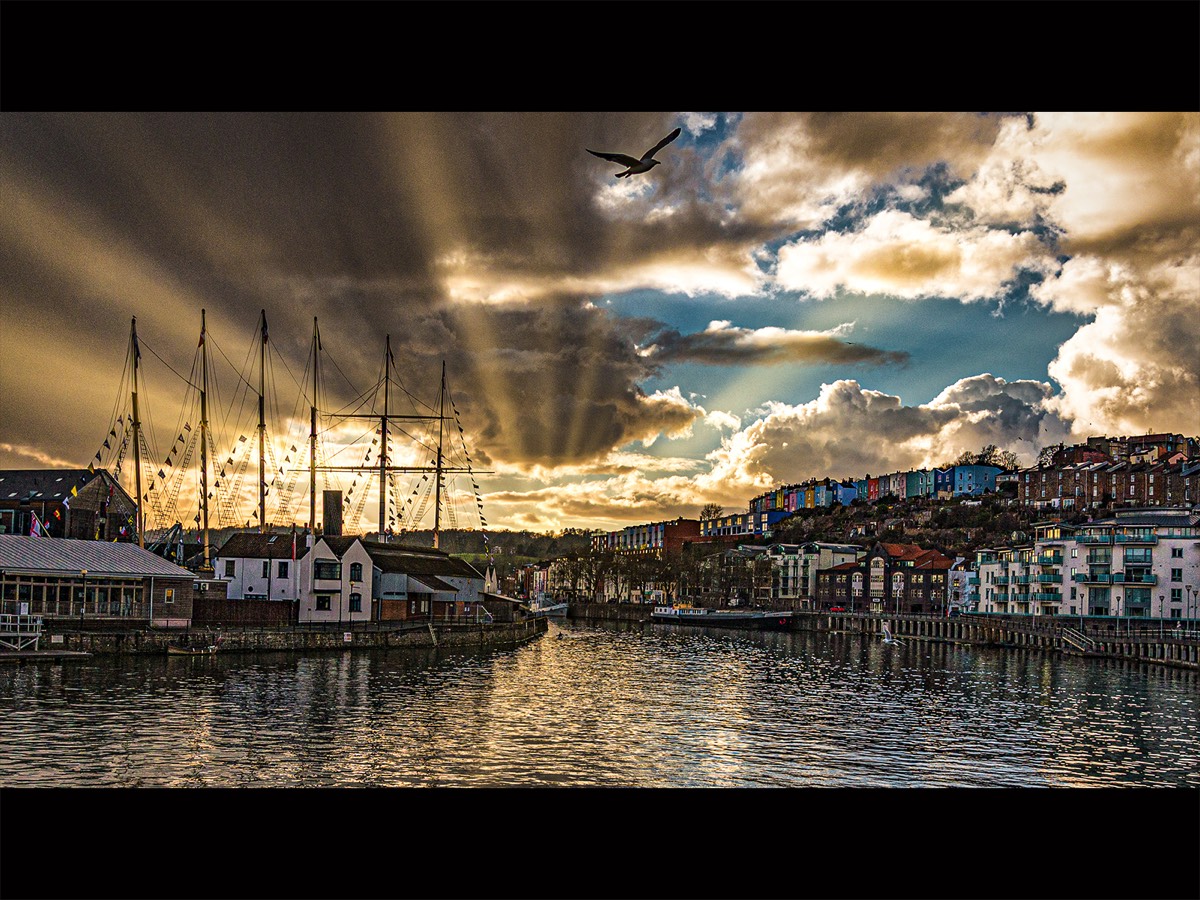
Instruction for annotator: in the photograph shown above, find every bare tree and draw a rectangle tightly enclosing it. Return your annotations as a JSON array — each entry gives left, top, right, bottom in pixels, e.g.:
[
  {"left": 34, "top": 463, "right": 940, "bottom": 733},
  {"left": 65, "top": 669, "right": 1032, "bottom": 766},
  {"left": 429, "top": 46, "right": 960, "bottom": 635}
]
[{"left": 700, "top": 503, "right": 723, "bottom": 521}]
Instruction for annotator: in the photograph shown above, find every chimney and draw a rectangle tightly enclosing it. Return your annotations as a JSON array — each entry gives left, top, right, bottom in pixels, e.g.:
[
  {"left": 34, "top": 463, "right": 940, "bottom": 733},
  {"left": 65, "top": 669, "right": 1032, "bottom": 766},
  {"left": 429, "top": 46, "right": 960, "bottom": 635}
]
[{"left": 322, "top": 490, "right": 343, "bottom": 537}]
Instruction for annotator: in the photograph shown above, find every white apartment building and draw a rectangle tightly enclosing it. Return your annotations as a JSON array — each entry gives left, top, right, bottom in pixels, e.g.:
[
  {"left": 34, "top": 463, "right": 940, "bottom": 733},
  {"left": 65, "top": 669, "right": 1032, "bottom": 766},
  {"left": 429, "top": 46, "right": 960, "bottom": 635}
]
[{"left": 974, "top": 508, "right": 1200, "bottom": 619}]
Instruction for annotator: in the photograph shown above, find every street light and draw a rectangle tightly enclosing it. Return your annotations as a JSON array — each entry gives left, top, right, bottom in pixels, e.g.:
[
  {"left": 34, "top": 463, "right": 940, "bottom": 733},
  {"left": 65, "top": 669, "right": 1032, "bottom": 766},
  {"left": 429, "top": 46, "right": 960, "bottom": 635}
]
[
  {"left": 79, "top": 569, "right": 87, "bottom": 634},
  {"left": 1159, "top": 594, "right": 1164, "bottom": 639}
]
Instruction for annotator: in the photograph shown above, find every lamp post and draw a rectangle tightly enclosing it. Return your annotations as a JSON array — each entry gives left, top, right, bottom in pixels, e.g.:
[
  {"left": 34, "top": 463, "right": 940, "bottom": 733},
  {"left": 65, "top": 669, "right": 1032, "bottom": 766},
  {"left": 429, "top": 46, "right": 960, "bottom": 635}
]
[
  {"left": 1187, "top": 585, "right": 1195, "bottom": 636},
  {"left": 1159, "top": 594, "right": 1165, "bottom": 639},
  {"left": 79, "top": 569, "right": 87, "bottom": 633}
]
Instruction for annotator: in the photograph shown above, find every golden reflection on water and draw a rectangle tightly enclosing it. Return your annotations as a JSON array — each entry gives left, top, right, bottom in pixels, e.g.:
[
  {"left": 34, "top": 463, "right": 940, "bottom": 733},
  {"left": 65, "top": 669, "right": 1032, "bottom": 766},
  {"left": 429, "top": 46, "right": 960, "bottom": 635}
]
[{"left": 0, "top": 620, "right": 1196, "bottom": 787}]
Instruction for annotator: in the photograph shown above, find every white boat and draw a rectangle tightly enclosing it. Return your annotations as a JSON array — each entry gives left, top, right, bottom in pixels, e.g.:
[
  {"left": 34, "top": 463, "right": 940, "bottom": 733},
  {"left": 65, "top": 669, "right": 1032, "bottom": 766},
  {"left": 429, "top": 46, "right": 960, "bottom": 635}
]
[{"left": 529, "top": 596, "right": 568, "bottom": 617}]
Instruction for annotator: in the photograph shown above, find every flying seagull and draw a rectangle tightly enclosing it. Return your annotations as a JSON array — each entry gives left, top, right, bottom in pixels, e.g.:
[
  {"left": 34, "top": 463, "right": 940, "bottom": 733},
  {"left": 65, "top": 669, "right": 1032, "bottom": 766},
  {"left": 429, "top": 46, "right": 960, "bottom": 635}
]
[
  {"left": 587, "top": 127, "right": 682, "bottom": 178},
  {"left": 881, "top": 622, "right": 904, "bottom": 645}
]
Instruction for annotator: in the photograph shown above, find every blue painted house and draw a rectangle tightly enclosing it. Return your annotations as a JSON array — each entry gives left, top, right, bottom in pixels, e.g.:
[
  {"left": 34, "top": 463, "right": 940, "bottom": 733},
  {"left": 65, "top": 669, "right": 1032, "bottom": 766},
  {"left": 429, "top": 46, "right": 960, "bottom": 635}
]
[
  {"left": 953, "top": 465, "right": 1002, "bottom": 496},
  {"left": 933, "top": 467, "right": 955, "bottom": 497}
]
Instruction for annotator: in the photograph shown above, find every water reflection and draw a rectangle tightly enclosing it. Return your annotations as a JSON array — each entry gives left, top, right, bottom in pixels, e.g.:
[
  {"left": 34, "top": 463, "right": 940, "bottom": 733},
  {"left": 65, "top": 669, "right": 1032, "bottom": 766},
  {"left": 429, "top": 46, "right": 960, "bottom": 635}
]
[{"left": 0, "top": 620, "right": 1195, "bottom": 787}]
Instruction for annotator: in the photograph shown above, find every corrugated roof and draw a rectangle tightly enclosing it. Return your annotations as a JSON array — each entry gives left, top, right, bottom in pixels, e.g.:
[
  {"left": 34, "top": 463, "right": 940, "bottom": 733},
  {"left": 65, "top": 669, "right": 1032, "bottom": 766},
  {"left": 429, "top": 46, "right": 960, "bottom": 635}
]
[{"left": 0, "top": 535, "right": 196, "bottom": 578}]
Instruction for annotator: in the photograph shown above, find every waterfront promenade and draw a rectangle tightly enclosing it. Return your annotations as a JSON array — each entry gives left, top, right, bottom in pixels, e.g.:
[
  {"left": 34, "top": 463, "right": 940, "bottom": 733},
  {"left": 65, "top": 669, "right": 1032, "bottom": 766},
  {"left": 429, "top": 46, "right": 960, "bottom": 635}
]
[{"left": 569, "top": 601, "right": 1200, "bottom": 671}]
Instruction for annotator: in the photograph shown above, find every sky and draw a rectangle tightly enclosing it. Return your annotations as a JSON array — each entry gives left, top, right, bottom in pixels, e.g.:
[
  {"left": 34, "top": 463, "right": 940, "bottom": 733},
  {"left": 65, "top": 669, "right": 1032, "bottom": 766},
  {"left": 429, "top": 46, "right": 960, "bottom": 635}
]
[{"left": 1, "top": 110, "right": 1198, "bottom": 537}]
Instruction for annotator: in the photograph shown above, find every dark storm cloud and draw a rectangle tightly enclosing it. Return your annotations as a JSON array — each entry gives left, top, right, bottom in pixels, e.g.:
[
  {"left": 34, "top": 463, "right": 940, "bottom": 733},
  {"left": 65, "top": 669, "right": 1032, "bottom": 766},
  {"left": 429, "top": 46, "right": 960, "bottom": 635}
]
[{"left": 641, "top": 322, "right": 909, "bottom": 367}]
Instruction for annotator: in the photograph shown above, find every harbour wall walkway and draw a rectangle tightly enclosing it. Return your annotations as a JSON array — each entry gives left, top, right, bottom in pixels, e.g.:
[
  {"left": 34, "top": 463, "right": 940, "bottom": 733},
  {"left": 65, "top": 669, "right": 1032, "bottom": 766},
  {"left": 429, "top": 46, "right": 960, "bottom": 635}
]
[{"left": 567, "top": 602, "right": 1199, "bottom": 671}]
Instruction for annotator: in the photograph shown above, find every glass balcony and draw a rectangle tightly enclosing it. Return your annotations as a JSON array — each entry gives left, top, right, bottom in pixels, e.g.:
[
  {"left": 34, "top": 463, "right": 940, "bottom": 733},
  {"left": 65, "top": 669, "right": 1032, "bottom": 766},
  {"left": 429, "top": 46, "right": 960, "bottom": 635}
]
[
  {"left": 995, "top": 576, "right": 1009, "bottom": 585},
  {"left": 1036, "top": 554, "right": 1063, "bottom": 565},
  {"left": 1077, "top": 534, "right": 1114, "bottom": 544},
  {"left": 1115, "top": 533, "right": 1157, "bottom": 544},
  {"left": 1078, "top": 572, "right": 1113, "bottom": 584},
  {"left": 1116, "top": 572, "right": 1157, "bottom": 585},
  {"left": 1032, "top": 592, "right": 1062, "bottom": 602},
  {"left": 1013, "top": 575, "right": 1035, "bottom": 584},
  {"left": 1036, "top": 573, "right": 1063, "bottom": 583}
]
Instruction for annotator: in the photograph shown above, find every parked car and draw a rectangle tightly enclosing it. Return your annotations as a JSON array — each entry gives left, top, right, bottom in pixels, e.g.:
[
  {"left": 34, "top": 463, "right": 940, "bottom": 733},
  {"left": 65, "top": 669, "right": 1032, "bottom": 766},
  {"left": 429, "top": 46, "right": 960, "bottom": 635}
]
[{"left": 830, "top": 606, "right": 846, "bottom": 612}]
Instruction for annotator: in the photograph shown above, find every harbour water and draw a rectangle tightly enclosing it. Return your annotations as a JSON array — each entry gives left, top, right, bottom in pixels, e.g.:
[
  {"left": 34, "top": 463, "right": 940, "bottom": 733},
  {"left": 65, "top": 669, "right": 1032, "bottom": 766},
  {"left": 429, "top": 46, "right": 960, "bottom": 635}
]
[
  {"left": 1, "top": 619, "right": 1196, "bottom": 788},
  {"left": 3, "top": 618, "right": 1197, "bottom": 900}
]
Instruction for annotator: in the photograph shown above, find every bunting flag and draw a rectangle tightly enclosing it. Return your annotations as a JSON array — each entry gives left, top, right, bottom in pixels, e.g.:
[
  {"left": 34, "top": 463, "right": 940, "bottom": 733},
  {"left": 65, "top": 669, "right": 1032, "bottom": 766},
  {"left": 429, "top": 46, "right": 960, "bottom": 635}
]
[
  {"left": 87, "top": 463, "right": 95, "bottom": 475},
  {"left": 158, "top": 469, "right": 166, "bottom": 479},
  {"left": 29, "top": 510, "right": 46, "bottom": 537},
  {"left": 53, "top": 509, "right": 61, "bottom": 520},
  {"left": 176, "top": 433, "right": 184, "bottom": 444},
  {"left": 117, "top": 415, "right": 124, "bottom": 426},
  {"left": 70, "top": 485, "right": 78, "bottom": 497},
  {"left": 103, "top": 439, "right": 111, "bottom": 449},
  {"left": 184, "top": 422, "right": 192, "bottom": 432},
  {"left": 239, "top": 435, "right": 247, "bottom": 443}
]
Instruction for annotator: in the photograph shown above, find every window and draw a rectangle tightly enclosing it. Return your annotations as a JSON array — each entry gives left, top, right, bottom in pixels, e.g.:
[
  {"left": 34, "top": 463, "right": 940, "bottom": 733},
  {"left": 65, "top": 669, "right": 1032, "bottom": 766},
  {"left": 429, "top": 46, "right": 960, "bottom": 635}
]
[
  {"left": 164, "top": 588, "right": 175, "bottom": 605},
  {"left": 277, "top": 561, "right": 289, "bottom": 579},
  {"left": 314, "top": 559, "right": 341, "bottom": 580},
  {"left": 224, "top": 560, "right": 235, "bottom": 578},
  {"left": 1171, "top": 588, "right": 1182, "bottom": 602},
  {"left": 349, "top": 562, "right": 363, "bottom": 582},
  {"left": 349, "top": 593, "right": 362, "bottom": 613},
  {"left": 262, "top": 561, "right": 270, "bottom": 579},
  {"left": 316, "top": 595, "right": 332, "bottom": 611},
  {"left": 1171, "top": 547, "right": 1183, "bottom": 558},
  {"left": 1171, "top": 569, "right": 1183, "bottom": 582}
]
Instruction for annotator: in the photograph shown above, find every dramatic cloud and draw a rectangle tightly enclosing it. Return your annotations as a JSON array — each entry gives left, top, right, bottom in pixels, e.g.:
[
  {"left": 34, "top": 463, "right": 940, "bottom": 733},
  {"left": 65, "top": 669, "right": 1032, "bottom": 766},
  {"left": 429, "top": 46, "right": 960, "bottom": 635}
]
[
  {"left": 2, "top": 110, "right": 1196, "bottom": 533},
  {"left": 639, "top": 319, "right": 908, "bottom": 366}
]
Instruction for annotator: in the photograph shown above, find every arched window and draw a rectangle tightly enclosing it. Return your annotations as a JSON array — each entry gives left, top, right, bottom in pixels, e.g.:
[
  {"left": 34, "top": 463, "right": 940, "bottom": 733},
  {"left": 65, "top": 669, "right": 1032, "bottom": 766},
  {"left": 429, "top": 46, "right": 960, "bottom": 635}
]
[{"left": 349, "top": 562, "right": 363, "bottom": 582}]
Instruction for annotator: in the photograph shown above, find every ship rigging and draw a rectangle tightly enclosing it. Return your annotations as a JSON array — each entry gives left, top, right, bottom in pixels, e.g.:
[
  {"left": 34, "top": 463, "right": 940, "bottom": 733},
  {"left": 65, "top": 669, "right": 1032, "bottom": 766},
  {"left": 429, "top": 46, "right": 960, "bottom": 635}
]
[{"left": 88, "top": 312, "right": 493, "bottom": 568}]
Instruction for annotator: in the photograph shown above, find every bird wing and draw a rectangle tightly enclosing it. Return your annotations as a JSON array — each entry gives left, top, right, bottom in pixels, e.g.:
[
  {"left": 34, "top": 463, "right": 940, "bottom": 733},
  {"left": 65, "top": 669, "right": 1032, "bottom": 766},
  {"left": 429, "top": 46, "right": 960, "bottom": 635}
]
[
  {"left": 641, "top": 127, "right": 682, "bottom": 160},
  {"left": 587, "top": 149, "right": 641, "bottom": 166}
]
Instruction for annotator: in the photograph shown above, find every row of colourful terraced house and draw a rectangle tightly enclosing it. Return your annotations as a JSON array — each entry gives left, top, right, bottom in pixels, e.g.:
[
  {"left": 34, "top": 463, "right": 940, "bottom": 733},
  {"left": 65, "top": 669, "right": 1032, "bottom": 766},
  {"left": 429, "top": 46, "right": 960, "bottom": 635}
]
[{"left": 747, "top": 465, "right": 1003, "bottom": 514}]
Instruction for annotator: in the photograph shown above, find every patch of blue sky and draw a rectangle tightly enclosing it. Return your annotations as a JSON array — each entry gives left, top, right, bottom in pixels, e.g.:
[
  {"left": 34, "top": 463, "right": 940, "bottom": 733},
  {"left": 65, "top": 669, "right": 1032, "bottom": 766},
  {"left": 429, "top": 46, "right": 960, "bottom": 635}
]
[{"left": 611, "top": 289, "right": 1085, "bottom": 463}]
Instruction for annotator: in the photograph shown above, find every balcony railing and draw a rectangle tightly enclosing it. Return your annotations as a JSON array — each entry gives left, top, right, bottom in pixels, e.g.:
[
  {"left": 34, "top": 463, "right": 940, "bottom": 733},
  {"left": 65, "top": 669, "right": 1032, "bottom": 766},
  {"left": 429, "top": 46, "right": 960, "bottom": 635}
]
[
  {"left": 968, "top": 577, "right": 980, "bottom": 585},
  {"left": 1115, "top": 534, "right": 1157, "bottom": 544},
  {"left": 1113, "top": 572, "right": 1157, "bottom": 585},
  {"left": 1032, "top": 592, "right": 1062, "bottom": 602},
  {"left": 1078, "top": 572, "right": 1113, "bottom": 584},
  {"left": 1013, "top": 575, "right": 1035, "bottom": 584},
  {"left": 995, "top": 576, "right": 1009, "bottom": 586},
  {"left": 1036, "top": 554, "right": 1063, "bottom": 565},
  {"left": 1036, "top": 573, "right": 1063, "bottom": 583},
  {"left": 1077, "top": 534, "right": 1113, "bottom": 544}
]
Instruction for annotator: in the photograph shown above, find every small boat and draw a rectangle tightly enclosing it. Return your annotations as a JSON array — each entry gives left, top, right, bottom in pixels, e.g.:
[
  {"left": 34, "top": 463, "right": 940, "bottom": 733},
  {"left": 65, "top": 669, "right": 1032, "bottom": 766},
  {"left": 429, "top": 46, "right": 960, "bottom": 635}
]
[
  {"left": 167, "top": 636, "right": 222, "bottom": 656},
  {"left": 651, "top": 604, "right": 793, "bottom": 631}
]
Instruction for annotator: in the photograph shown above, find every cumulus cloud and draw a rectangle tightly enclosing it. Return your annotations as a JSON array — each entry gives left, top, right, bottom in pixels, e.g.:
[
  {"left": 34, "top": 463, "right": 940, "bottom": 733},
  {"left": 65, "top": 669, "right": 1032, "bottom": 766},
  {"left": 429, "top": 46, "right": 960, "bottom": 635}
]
[
  {"left": 775, "top": 209, "right": 1059, "bottom": 301},
  {"left": 702, "top": 376, "right": 1073, "bottom": 487}
]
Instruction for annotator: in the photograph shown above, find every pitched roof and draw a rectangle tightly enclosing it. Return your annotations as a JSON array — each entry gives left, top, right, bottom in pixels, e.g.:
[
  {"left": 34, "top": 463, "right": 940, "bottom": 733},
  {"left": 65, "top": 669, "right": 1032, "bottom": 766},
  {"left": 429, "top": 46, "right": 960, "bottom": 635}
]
[
  {"left": 0, "top": 535, "right": 196, "bottom": 578},
  {"left": 0, "top": 469, "right": 102, "bottom": 503},
  {"left": 408, "top": 574, "right": 457, "bottom": 593},
  {"left": 217, "top": 531, "right": 311, "bottom": 560},
  {"left": 361, "top": 540, "right": 484, "bottom": 579}
]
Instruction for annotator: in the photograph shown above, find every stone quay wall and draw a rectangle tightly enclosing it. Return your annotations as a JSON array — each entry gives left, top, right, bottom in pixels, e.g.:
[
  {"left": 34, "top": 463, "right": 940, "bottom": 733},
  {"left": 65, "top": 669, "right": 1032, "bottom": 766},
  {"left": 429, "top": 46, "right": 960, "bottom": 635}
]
[{"left": 32, "top": 617, "right": 547, "bottom": 656}]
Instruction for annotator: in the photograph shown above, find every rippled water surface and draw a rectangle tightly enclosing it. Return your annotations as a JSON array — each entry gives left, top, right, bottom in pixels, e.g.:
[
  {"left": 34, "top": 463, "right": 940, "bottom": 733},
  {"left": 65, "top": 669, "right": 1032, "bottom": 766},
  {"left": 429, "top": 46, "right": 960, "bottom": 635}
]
[{"left": 1, "top": 620, "right": 1196, "bottom": 787}]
